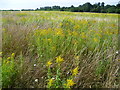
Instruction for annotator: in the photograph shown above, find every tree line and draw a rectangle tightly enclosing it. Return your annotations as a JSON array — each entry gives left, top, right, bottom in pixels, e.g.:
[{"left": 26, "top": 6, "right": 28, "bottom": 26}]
[{"left": 1, "top": 2, "right": 120, "bottom": 13}]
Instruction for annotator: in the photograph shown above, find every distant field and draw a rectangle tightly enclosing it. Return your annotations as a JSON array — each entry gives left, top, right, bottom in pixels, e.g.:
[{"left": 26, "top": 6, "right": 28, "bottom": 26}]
[{"left": 1, "top": 11, "right": 119, "bottom": 88}]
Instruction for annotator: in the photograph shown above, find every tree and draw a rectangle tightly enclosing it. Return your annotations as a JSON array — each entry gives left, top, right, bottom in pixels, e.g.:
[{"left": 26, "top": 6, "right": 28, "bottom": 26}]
[
  {"left": 91, "top": 3, "right": 101, "bottom": 13},
  {"left": 71, "top": 5, "right": 74, "bottom": 8},
  {"left": 16, "top": 2, "right": 119, "bottom": 13},
  {"left": 52, "top": 6, "right": 60, "bottom": 10},
  {"left": 70, "top": 5, "right": 75, "bottom": 12},
  {"left": 101, "top": 2, "right": 105, "bottom": 7},
  {"left": 116, "top": 1, "right": 120, "bottom": 8},
  {"left": 35, "top": 8, "right": 39, "bottom": 11},
  {"left": 107, "top": 7, "right": 116, "bottom": 13},
  {"left": 101, "top": 2, "right": 105, "bottom": 13},
  {"left": 44, "top": 7, "right": 51, "bottom": 10},
  {"left": 98, "top": 2, "right": 101, "bottom": 7},
  {"left": 82, "top": 2, "right": 93, "bottom": 12}
]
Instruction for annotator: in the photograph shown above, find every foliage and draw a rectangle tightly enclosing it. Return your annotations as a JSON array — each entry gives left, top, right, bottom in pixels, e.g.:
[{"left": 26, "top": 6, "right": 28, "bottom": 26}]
[
  {"left": 2, "top": 11, "right": 119, "bottom": 88},
  {"left": 2, "top": 53, "right": 18, "bottom": 88},
  {"left": 34, "top": 2, "right": 119, "bottom": 14},
  {"left": 1, "top": 2, "right": 120, "bottom": 14}
]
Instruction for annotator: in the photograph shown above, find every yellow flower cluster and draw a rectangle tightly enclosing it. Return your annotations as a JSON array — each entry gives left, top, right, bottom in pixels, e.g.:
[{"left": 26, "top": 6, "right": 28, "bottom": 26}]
[
  {"left": 46, "top": 61, "right": 52, "bottom": 67},
  {"left": 74, "top": 25, "right": 80, "bottom": 30},
  {"left": 55, "top": 29, "right": 64, "bottom": 36},
  {"left": 3, "top": 53, "right": 15, "bottom": 64},
  {"left": 64, "top": 79, "right": 75, "bottom": 88},
  {"left": 47, "top": 78, "right": 54, "bottom": 87},
  {"left": 56, "top": 56, "right": 64, "bottom": 64},
  {"left": 81, "top": 32, "right": 86, "bottom": 39},
  {"left": 72, "top": 67, "right": 79, "bottom": 76},
  {"left": 74, "top": 56, "right": 79, "bottom": 60},
  {"left": 72, "top": 31, "right": 78, "bottom": 36}
]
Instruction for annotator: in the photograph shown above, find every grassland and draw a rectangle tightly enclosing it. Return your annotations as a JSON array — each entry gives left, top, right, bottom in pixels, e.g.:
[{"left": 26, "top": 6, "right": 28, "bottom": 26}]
[{"left": 1, "top": 11, "right": 119, "bottom": 88}]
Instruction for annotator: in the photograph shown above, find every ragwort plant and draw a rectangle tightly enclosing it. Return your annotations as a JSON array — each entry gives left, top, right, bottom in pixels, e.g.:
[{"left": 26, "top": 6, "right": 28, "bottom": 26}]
[
  {"left": 2, "top": 53, "right": 18, "bottom": 88},
  {"left": 46, "top": 56, "right": 79, "bottom": 88}
]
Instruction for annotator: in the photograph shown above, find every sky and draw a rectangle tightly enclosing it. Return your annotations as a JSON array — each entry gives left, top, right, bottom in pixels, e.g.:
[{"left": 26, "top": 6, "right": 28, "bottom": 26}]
[{"left": 0, "top": 0, "right": 119, "bottom": 10}]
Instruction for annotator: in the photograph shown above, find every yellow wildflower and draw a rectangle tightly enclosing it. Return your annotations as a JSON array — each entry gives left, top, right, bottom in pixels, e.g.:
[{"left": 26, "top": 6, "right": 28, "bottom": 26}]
[
  {"left": 74, "top": 56, "right": 79, "bottom": 60},
  {"left": 67, "top": 30, "right": 72, "bottom": 36},
  {"left": 47, "top": 78, "right": 54, "bottom": 87},
  {"left": 72, "top": 67, "right": 79, "bottom": 76},
  {"left": 7, "top": 57, "right": 11, "bottom": 60},
  {"left": 2, "top": 28, "right": 6, "bottom": 31},
  {"left": 47, "top": 38, "right": 52, "bottom": 42},
  {"left": 6, "top": 61, "right": 10, "bottom": 64},
  {"left": 64, "top": 79, "right": 75, "bottom": 88},
  {"left": 111, "top": 24, "right": 115, "bottom": 27},
  {"left": 72, "top": 40, "right": 77, "bottom": 45},
  {"left": 90, "top": 30, "right": 93, "bottom": 32},
  {"left": 0, "top": 52, "right": 2, "bottom": 55},
  {"left": 93, "top": 38, "right": 99, "bottom": 42},
  {"left": 46, "top": 61, "right": 52, "bottom": 67},
  {"left": 56, "top": 31, "right": 63, "bottom": 36},
  {"left": 56, "top": 56, "right": 64, "bottom": 63},
  {"left": 81, "top": 32, "right": 86, "bottom": 39},
  {"left": 96, "top": 33, "right": 102, "bottom": 37},
  {"left": 55, "top": 28, "right": 64, "bottom": 36},
  {"left": 11, "top": 53, "right": 15, "bottom": 57},
  {"left": 74, "top": 25, "right": 80, "bottom": 30},
  {"left": 72, "top": 31, "right": 78, "bottom": 36},
  {"left": 59, "top": 22, "right": 62, "bottom": 26},
  {"left": 40, "top": 29, "right": 48, "bottom": 35}
]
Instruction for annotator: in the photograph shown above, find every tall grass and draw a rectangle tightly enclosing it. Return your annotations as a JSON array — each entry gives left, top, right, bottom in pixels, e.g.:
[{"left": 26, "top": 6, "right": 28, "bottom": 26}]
[{"left": 2, "top": 11, "right": 119, "bottom": 88}]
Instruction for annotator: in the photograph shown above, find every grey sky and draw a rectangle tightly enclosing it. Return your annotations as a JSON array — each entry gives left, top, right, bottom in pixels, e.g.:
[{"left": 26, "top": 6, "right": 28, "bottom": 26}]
[{"left": 0, "top": 0, "right": 119, "bottom": 10}]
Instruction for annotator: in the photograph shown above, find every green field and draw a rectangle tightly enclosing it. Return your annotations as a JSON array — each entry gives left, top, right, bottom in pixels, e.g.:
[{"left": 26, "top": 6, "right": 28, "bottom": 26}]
[{"left": 1, "top": 11, "right": 119, "bottom": 88}]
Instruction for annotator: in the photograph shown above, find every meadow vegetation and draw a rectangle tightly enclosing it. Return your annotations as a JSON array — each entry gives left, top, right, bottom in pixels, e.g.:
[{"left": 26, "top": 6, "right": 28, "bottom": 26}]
[{"left": 1, "top": 11, "right": 119, "bottom": 88}]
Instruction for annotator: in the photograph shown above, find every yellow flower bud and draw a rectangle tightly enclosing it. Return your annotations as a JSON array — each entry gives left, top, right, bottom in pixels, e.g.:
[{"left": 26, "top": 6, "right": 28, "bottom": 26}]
[
  {"left": 7, "top": 57, "right": 11, "bottom": 60},
  {"left": 11, "top": 53, "right": 15, "bottom": 57},
  {"left": 46, "top": 61, "right": 52, "bottom": 67}
]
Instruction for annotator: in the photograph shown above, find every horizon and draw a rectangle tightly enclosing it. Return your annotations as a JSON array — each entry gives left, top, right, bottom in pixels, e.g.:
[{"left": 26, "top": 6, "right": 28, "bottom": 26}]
[{"left": 0, "top": 0, "right": 119, "bottom": 10}]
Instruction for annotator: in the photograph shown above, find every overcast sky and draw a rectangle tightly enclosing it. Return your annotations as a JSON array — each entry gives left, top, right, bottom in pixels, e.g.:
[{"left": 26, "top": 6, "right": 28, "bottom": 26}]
[{"left": 0, "top": 0, "right": 119, "bottom": 10}]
